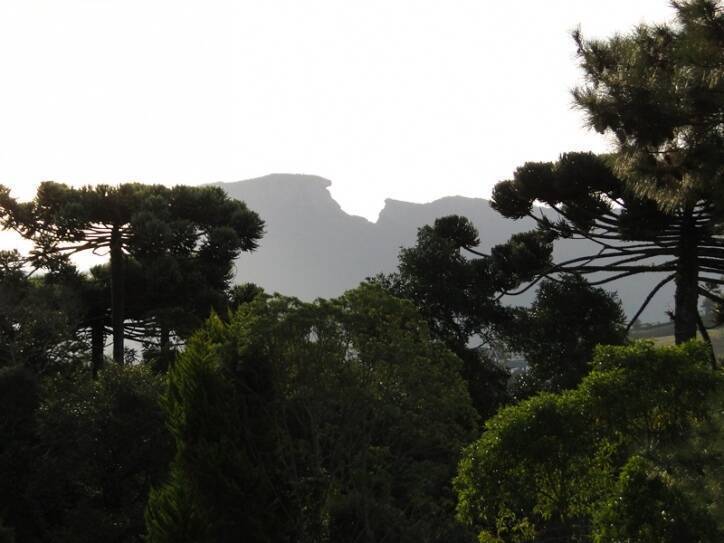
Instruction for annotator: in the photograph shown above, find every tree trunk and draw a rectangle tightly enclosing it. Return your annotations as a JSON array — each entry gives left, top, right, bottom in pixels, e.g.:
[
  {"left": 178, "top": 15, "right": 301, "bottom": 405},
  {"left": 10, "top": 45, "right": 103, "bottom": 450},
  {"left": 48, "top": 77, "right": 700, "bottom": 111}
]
[
  {"left": 159, "top": 320, "right": 169, "bottom": 355},
  {"left": 110, "top": 226, "right": 125, "bottom": 364},
  {"left": 91, "top": 318, "right": 105, "bottom": 378},
  {"left": 158, "top": 319, "right": 172, "bottom": 370},
  {"left": 674, "top": 208, "right": 698, "bottom": 344},
  {"left": 696, "top": 312, "right": 718, "bottom": 369}
]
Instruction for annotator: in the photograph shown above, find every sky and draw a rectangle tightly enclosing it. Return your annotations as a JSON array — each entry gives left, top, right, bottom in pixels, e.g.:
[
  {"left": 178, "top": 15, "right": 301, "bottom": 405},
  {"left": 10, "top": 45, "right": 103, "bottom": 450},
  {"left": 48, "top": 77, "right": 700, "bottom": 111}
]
[{"left": 0, "top": 0, "right": 675, "bottom": 222}]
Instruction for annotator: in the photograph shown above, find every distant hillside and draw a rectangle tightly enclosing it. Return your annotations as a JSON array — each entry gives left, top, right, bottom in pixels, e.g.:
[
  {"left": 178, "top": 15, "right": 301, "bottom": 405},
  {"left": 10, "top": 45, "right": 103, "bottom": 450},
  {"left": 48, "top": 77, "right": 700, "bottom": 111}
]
[{"left": 221, "top": 174, "right": 676, "bottom": 322}]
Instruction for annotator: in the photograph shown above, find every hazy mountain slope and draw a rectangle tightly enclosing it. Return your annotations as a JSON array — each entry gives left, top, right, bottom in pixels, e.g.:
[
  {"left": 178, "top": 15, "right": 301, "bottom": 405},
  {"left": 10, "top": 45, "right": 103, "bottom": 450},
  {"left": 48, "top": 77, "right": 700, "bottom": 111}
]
[
  {"left": 224, "top": 174, "right": 379, "bottom": 300},
  {"left": 221, "top": 174, "right": 674, "bottom": 322}
]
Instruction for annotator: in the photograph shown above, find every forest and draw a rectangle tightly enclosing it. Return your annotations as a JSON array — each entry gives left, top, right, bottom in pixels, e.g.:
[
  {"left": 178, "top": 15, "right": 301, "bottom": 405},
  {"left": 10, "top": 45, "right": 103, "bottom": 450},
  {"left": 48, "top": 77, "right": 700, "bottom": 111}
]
[{"left": 0, "top": 1, "right": 722, "bottom": 542}]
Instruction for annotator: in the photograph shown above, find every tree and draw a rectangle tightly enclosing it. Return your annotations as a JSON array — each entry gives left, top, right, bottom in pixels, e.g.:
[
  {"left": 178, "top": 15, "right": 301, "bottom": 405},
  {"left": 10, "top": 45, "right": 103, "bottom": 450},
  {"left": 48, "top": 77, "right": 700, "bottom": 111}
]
[
  {"left": 27, "top": 365, "right": 170, "bottom": 543},
  {"left": 454, "top": 341, "right": 723, "bottom": 542},
  {"left": 594, "top": 455, "right": 720, "bottom": 543},
  {"left": 0, "top": 182, "right": 264, "bottom": 363},
  {"left": 0, "top": 366, "right": 39, "bottom": 543},
  {"left": 0, "top": 364, "right": 169, "bottom": 543},
  {"left": 572, "top": 0, "right": 723, "bottom": 341},
  {"left": 0, "top": 251, "right": 86, "bottom": 373},
  {"left": 147, "top": 284, "right": 479, "bottom": 543},
  {"left": 504, "top": 274, "right": 627, "bottom": 395},
  {"left": 490, "top": 0, "right": 724, "bottom": 345},
  {"left": 372, "top": 216, "right": 551, "bottom": 417},
  {"left": 84, "top": 252, "right": 243, "bottom": 373},
  {"left": 572, "top": 0, "right": 723, "bottom": 209},
  {"left": 491, "top": 151, "right": 724, "bottom": 346},
  {"left": 374, "top": 216, "right": 503, "bottom": 351}
]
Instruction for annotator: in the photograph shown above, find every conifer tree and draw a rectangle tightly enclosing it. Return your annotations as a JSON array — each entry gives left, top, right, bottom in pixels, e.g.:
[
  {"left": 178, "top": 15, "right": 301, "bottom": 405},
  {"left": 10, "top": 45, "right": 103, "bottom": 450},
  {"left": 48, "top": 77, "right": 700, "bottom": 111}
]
[
  {"left": 572, "top": 0, "right": 723, "bottom": 209},
  {"left": 0, "top": 183, "right": 264, "bottom": 363},
  {"left": 492, "top": 151, "right": 724, "bottom": 345},
  {"left": 488, "top": 1, "right": 723, "bottom": 345}
]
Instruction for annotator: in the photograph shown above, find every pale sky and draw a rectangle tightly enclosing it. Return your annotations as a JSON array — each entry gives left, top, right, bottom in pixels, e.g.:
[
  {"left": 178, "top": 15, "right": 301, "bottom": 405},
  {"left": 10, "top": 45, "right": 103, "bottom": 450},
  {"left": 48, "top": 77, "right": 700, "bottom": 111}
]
[{"left": 0, "top": 0, "right": 674, "bottom": 222}]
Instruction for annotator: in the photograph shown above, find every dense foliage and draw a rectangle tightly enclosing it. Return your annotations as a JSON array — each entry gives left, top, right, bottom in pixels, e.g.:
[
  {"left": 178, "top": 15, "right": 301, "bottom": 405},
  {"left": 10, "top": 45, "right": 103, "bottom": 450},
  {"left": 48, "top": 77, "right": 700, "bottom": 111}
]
[
  {"left": 0, "top": 251, "right": 86, "bottom": 373},
  {"left": 0, "top": 182, "right": 264, "bottom": 362},
  {"left": 0, "top": 3, "right": 721, "bottom": 542},
  {"left": 505, "top": 274, "right": 627, "bottom": 396},
  {"left": 146, "top": 284, "right": 479, "bottom": 543},
  {"left": 0, "top": 365, "right": 169, "bottom": 543},
  {"left": 373, "top": 216, "right": 518, "bottom": 417},
  {"left": 491, "top": 151, "right": 724, "bottom": 345},
  {"left": 376, "top": 217, "right": 628, "bottom": 408},
  {"left": 489, "top": 0, "right": 724, "bottom": 344},
  {"left": 573, "top": 0, "right": 723, "bottom": 208},
  {"left": 455, "top": 341, "right": 724, "bottom": 542}
]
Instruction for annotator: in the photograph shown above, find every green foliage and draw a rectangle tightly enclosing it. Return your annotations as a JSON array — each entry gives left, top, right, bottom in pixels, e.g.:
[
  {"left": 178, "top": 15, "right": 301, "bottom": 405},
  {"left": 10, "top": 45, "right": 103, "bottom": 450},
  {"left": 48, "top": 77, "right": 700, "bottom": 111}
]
[
  {"left": 0, "top": 183, "right": 264, "bottom": 259},
  {"left": 455, "top": 341, "right": 723, "bottom": 542},
  {"left": 373, "top": 216, "right": 520, "bottom": 418},
  {"left": 490, "top": 0, "right": 724, "bottom": 346},
  {"left": 593, "top": 455, "right": 719, "bottom": 542},
  {"left": 147, "top": 313, "right": 283, "bottom": 543},
  {"left": 0, "top": 182, "right": 265, "bottom": 363},
  {"left": 0, "top": 365, "right": 169, "bottom": 543},
  {"left": 506, "top": 275, "right": 627, "bottom": 394},
  {"left": 0, "top": 366, "right": 39, "bottom": 540},
  {"left": 375, "top": 216, "right": 501, "bottom": 349},
  {"left": 0, "top": 251, "right": 86, "bottom": 372},
  {"left": 573, "top": 0, "right": 724, "bottom": 208},
  {"left": 491, "top": 148, "right": 721, "bottom": 344},
  {"left": 489, "top": 231, "right": 554, "bottom": 289},
  {"left": 147, "top": 284, "right": 479, "bottom": 542},
  {"left": 495, "top": 0, "right": 721, "bottom": 344}
]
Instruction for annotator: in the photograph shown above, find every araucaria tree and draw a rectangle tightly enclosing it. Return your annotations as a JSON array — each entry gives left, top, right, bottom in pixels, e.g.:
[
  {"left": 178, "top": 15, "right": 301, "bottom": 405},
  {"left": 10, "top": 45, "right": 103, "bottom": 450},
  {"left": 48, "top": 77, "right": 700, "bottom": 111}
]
[
  {"left": 492, "top": 152, "right": 723, "bottom": 345},
  {"left": 572, "top": 0, "right": 723, "bottom": 208},
  {"left": 0, "top": 182, "right": 264, "bottom": 363},
  {"left": 492, "top": 0, "right": 723, "bottom": 345}
]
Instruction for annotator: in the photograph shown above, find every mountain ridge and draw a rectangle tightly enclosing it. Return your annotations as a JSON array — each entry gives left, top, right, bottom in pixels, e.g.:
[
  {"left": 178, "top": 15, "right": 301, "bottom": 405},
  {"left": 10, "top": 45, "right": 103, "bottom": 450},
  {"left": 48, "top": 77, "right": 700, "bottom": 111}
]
[{"left": 221, "top": 174, "right": 674, "bottom": 322}]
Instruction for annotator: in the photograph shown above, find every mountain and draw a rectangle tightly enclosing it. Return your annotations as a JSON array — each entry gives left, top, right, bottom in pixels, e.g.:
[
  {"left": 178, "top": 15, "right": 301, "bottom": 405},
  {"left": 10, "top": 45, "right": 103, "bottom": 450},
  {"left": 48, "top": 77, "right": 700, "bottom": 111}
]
[{"left": 221, "top": 174, "right": 674, "bottom": 322}]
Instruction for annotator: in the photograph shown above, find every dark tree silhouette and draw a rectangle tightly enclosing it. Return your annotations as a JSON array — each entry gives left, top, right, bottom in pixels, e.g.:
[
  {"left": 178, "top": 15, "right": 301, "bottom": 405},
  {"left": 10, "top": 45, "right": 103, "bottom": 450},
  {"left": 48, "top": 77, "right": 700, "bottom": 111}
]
[
  {"left": 373, "top": 215, "right": 553, "bottom": 417},
  {"left": 0, "top": 183, "right": 264, "bottom": 363},
  {"left": 492, "top": 152, "right": 724, "bottom": 346},
  {"left": 504, "top": 274, "right": 627, "bottom": 394}
]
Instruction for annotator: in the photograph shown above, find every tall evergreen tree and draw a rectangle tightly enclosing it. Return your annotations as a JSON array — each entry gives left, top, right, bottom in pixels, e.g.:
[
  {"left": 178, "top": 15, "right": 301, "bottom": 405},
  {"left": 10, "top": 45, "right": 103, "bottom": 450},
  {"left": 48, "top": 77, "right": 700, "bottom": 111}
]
[
  {"left": 572, "top": 0, "right": 723, "bottom": 209},
  {"left": 0, "top": 183, "right": 264, "bottom": 363},
  {"left": 492, "top": 151, "right": 724, "bottom": 345},
  {"left": 488, "top": 1, "right": 723, "bottom": 345}
]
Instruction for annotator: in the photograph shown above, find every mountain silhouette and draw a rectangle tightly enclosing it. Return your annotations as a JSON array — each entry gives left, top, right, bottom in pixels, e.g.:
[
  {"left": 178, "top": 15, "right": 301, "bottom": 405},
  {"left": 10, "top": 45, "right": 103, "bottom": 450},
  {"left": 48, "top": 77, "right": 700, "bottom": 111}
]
[{"left": 221, "top": 174, "right": 674, "bottom": 322}]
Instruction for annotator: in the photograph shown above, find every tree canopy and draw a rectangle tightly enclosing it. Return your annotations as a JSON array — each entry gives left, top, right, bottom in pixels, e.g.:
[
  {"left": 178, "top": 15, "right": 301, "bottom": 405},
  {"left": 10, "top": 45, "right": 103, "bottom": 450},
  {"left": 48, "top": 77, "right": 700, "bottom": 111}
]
[
  {"left": 0, "top": 182, "right": 264, "bottom": 363},
  {"left": 492, "top": 151, "right": 724, "bottom": 346},
  {"left": 0, "top": 364, "right": 169, "bottom": 543},
  {"left": 372, "top": 216, "right": 517, "bottom": 417},
  {"left": 455, "top": 341, "right": 724, "bottom": 542},
  {"left": 0, "top": 250, "right": 86, "bottom": 373},
  {"left": 488, "top": 0, "right": 723, "bottom": 345},
  {"left": 504, "top": 274, "right": 627, "bottom": 396},
  {"left": 146, "top": 284, "right": 479, "bottom": 543},
  {"left": 572, "top": 0, "right": 723, "bottom": 208}
]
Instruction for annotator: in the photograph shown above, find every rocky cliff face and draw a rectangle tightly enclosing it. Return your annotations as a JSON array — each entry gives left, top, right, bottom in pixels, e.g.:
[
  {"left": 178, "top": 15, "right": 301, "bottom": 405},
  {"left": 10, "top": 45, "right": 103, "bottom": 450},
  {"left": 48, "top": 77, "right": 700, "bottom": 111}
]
[{"left": 221, "top": 174, "right": 674, "bottom": 321}]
